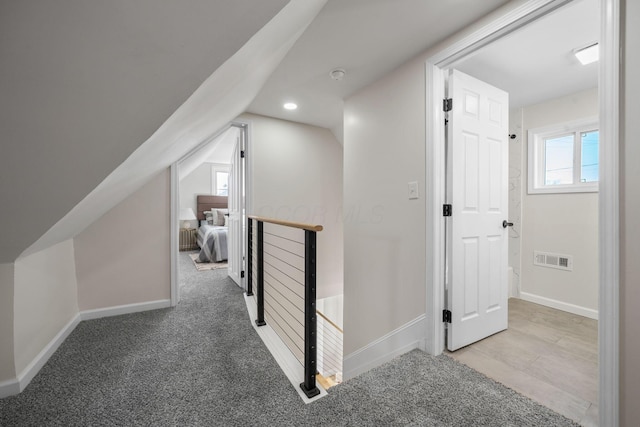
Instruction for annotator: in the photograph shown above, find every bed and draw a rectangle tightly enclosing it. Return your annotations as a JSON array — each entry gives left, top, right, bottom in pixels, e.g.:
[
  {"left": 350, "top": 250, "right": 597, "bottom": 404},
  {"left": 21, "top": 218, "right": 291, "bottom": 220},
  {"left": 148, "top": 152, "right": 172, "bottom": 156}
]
[{"left": 195, "top": 195, "right": 229, "bottom": 263}]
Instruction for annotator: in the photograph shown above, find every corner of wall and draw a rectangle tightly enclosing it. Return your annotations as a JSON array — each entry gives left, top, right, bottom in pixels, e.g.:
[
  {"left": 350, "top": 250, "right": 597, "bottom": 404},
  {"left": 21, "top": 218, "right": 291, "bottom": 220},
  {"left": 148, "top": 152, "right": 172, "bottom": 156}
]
[
  {"left": 0, "top": 262, "right": 17, "bottom": 396},
  {"left": 12, "top": 239, "right": 80, "bottom": 396},
  {"left": 343, "top": 315, "right": 427, "bottom": 380},
  {"left": 75, "top": 168, "right": 171, "bottom": 311}
]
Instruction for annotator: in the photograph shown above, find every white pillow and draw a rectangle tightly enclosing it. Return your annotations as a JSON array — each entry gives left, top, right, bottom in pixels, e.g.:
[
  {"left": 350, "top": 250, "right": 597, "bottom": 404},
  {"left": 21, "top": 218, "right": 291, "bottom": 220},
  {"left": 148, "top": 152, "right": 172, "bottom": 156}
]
[{"left": 215, "top": 209, "right": 229, "bottom": 226}]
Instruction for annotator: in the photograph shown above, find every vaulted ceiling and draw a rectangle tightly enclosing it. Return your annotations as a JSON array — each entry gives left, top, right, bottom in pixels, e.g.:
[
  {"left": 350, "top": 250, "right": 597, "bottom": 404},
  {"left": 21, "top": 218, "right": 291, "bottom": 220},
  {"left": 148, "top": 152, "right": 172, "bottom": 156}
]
[
  {"left": 2, "top": 0, "right": 550, "bottom": 264},
  {"left": 0, "top": 0, "right": 290, "bottom": 263}
]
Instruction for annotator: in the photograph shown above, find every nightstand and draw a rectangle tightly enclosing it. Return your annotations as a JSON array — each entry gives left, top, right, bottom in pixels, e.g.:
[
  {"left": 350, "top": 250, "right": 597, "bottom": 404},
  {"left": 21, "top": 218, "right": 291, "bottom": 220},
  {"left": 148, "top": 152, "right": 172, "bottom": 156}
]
[{"left": 179, "top": 228, "right": 198, "bottom": 251}]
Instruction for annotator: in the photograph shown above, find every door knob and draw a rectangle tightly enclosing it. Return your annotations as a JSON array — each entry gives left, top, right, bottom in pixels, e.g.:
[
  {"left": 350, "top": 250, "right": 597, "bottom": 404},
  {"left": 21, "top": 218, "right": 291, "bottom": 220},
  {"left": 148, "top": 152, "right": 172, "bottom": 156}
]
[{"left": 503, "top": 220, "right": 514, "bottom": 228}]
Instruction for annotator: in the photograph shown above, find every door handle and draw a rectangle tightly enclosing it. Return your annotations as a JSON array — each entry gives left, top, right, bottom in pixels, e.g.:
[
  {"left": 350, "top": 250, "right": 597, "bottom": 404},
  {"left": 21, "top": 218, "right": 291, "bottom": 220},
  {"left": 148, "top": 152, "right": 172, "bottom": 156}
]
[{"left": 503, "top": 220, "right": 514, "bottom": 228}]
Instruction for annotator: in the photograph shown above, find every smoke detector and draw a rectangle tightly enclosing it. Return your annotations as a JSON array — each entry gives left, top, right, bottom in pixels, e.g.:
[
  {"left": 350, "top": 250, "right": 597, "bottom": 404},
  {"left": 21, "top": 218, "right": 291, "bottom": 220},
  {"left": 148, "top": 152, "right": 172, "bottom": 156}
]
[{"left": 330, "top": 68, "right": 346, "bottom": 81}]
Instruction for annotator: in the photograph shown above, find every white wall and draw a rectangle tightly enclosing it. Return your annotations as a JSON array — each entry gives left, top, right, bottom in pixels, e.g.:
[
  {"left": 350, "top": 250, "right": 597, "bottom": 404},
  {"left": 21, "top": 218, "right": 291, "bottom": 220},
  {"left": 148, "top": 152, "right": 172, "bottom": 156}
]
[
  {"left": 343, "top": 56, "right": 427, "bottom": 355},
  {"left": 179, "top": 126, "right": 236, "bottom": 218},
  {"left": 515, "top": 88, "right": 598, "bottom": 315},
  {"left": 0, "top": 263, "right": 15, "bottom": 384},
  {"left": 13, "top": 240, "right": 79, "bottom": 375},
  {"left": 622, "top": 0, "right": 640, "bottom": 423},
  {"left": 75, "top": 169, "right": 171, "bottom": 310},
  {"left": 180, "top": 162, "right": 216, "bottom": 217},
  {"left": 241, "top": 113, "right": 344, "bottom": 300}
]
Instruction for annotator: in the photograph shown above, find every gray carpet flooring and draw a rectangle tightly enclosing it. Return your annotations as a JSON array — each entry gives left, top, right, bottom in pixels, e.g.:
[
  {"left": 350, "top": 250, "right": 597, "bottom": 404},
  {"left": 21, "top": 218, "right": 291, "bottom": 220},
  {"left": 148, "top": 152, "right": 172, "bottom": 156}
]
[{"left": 0, "top": 253, "right": 579, "bottom": 426}]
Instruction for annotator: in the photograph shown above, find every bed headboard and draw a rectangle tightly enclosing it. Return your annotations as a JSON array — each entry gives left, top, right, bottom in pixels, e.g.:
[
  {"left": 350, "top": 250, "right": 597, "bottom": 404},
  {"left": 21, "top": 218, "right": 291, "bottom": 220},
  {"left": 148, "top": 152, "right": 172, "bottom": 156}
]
[{"left": 196, "top": 195, "right": 228, "bottom": 220}]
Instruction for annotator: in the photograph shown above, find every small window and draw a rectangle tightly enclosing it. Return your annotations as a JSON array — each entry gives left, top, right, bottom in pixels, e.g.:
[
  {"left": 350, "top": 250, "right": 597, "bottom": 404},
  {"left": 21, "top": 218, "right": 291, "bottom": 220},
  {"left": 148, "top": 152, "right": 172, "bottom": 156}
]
[
  {"left": 528, "top": 117, "right": 599, "bottom": 194},
  {"left": 211, "top": 165, "right": 230, "bottom": 196},
  {"left": 215, "top": 171, "right": 229, "bottom": 196}
]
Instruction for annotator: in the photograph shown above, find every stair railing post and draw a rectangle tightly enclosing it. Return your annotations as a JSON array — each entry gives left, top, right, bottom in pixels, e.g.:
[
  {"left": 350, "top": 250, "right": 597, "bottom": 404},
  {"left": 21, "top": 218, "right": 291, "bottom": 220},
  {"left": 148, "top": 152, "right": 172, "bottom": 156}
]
[
  {"left": 255, "top": 220, "right": 266, "bottom": 327},
  {"left": 246, "top": 218, "right": 253, "bottom": 296},
  {"left": 300, "top": 229, "right": 320, "bottom": 398}
]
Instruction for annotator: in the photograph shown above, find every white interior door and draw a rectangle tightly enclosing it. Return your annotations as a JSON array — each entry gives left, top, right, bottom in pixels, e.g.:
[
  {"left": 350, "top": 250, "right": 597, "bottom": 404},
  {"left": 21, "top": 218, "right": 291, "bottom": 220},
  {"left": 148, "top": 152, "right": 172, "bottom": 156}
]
[
  {"left": 446, "top": 69, "right": 509, "bottom": 351},
  {"left": 227, "top": 131, "right": 244, "bottom": 287}
]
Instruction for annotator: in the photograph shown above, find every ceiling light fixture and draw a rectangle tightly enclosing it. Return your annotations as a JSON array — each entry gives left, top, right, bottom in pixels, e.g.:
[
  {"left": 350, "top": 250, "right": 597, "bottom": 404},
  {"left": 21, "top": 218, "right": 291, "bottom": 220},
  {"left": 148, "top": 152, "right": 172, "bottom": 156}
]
[
  {"left": 283, "top": 102, "right": 298, "bottom": 110},
  {"left": 574, "top": 43, "right": 599, "bottom": 65},
  {"left": 330, "top": 68, "right": 346, "bottom": 81}
]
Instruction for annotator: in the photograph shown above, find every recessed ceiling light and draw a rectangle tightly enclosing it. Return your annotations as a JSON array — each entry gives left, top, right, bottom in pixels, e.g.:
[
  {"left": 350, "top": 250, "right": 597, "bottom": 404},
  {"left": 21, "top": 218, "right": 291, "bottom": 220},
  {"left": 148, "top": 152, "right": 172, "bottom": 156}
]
[
  {"left": 574, "top": 43, "right": 599, "bottom": 65},
  {"left": 283, "top": 102, "right": 298, "bottom": 110}
]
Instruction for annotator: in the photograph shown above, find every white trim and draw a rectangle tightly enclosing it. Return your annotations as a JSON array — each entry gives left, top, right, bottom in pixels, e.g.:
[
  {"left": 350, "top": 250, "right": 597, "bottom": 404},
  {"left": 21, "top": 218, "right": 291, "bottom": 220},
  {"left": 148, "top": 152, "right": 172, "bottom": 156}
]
[
  {"left": 0, "top": 378, "right": 20, "bottom": 399},
  {"left": 527, "top": 116, "right": 600, "bottom": 194},
  {"left": 14, "top": 314, "right": 81, "bottom": 396},
  {"left": 425, "top": 63, "right": 446, "bottom": 356},
  {"left": 241, "top": 120, "right": 253, "bottom": 292},
  {"left": 343, "top": 315, "right": 427, "bottom": 380},
  {"left": 598, "top": 0, "right": 619, "bottom": 424},
  {"left": 211, "top": 164, "right": 231, "bottom": 196},
  {"left": 1, "top": 300, "right": 173, "bottom": 398},
  {"left": 243, "top": 294, "right": 327, "bottom": 403},
  {"left": 172, "top": 124, "right": 237, "bottom": 304},
  {"left": 519, "top": 292, "right": 598, "bottom": 320},
  {"left": 170, "top": 162, "right": 179, "bottom": 306},
  {"left": 425, "top": 0, "right": 619, "bottom": 425},
  {"left": 426, "top": 0, "right": 574, "bottom": 359},
  {"left": 171, "top": 119, "right": 252, "bottom": 301},
  {"left": 80, "top": 300, "right": 171, "bottom": 321},
  {"left": 428, "top": 0, "right": 573, "bottom": 67}
]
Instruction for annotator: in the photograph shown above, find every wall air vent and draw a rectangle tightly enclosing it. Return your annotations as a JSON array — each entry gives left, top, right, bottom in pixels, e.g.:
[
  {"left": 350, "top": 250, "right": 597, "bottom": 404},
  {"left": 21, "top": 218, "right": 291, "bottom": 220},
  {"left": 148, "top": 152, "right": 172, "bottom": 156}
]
[{"left": 533, "top": 251, "right": 573, "bottom": 271}]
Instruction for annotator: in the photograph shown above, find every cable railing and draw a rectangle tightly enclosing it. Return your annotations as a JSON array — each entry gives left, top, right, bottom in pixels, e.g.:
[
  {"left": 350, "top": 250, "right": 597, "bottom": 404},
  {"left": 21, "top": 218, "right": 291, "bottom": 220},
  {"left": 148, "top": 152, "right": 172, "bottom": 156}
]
[
  {"left": 317, "top": 310, "right": 343, "bottom": 382},
  {"left": 246, "top": 215, "right": 323, "bottom": 398}
]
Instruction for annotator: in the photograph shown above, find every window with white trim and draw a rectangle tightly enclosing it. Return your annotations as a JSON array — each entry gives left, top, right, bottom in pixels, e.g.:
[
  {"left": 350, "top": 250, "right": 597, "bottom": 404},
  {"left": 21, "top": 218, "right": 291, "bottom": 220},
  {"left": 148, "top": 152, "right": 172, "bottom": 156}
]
[
  {"left": 211, "top": 164, "right": 230, "bottom": 196},
  {"left": 528, "top": 117, "right": 599, "bottom": 194}
]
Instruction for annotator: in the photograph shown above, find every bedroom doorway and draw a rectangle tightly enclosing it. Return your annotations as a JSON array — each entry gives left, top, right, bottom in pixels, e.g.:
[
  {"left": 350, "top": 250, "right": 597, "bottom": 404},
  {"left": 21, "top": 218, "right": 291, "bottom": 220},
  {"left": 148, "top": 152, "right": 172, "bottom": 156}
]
[{"left": 171, "top": 120, "right": 251, "bottom": 304}]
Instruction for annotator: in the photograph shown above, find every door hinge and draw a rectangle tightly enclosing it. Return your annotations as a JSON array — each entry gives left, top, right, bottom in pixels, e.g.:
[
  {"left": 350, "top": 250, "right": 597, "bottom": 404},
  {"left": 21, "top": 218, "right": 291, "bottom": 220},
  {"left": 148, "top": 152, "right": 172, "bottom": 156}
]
[
  {"left": 443, "top": 309, "right": 452, "bottom": 323},
  {"left": 443, "top": 204, "right": 452, "bottom": 217},
  {"left": 443, "top": 98, "right": 453, "bottom": 112},
  {"left": 240, "top": 150, "right": 245, "bottom": 158},
  {"left": 241, "top": 271, "right": 245, "bottom": 278}
]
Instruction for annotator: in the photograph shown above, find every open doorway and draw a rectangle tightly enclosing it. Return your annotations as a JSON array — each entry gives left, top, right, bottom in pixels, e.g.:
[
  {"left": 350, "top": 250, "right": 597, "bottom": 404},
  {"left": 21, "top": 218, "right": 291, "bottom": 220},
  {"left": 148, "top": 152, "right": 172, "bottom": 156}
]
[
  {"left": 172, "top": 122, "right": 250, "bottom": 304},
  {"left": 443, "top": 8, "right": 599, "bottom": 419},
  {"left": 425, "top": 0, "right": 619, "bottom": 426}
]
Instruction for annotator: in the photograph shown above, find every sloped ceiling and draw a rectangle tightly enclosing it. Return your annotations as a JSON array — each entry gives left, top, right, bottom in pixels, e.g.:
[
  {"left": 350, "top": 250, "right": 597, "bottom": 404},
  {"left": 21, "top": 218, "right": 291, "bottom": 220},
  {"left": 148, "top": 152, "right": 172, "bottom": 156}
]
[
  {"left": 248, "top": 0, "right": 511, "bottom": 138},
  {"left": 0, "top": 0, "right": 291, "bottom": 263}
]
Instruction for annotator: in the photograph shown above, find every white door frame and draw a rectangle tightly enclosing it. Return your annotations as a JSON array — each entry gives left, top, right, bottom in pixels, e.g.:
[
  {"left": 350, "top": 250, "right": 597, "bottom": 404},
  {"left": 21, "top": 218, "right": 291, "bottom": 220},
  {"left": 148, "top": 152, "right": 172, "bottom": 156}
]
[
  {"left": 170, "top": 119, "right": 253, "bottom": 304},
  {"left": 424, "top": 0, "right": 619, "bottom": 425}
]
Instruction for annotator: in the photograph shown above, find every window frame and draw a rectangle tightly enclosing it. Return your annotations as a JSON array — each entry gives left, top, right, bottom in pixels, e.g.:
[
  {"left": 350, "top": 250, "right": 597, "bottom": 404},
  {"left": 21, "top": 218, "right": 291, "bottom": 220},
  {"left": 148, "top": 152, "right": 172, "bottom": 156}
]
[
  {"left": 527, "top": 116, "right": 599, "bottom": 194},
  {"left": 210, "top": 164, "right": 230, "bottom": 196}
]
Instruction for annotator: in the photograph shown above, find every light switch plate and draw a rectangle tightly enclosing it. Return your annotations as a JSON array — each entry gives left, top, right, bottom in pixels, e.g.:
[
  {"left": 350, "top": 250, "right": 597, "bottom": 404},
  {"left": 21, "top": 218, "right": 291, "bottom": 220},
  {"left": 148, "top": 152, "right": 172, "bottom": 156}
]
[{"left": 408, "top": 181, "right": 419, "bottom": 199}]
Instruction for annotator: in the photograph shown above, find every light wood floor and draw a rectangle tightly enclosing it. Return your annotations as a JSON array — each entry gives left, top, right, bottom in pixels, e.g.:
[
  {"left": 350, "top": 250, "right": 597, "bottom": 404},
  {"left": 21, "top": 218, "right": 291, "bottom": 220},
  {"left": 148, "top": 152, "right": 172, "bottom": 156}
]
[{"left": 446, "top": 298, "right": 598, "bottom": 427}]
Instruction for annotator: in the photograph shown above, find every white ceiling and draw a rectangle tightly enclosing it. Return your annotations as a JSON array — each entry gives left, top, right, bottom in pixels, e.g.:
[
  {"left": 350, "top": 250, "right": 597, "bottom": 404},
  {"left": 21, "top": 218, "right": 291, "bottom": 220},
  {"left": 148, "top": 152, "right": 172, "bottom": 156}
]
[
  {"left": 248, "top": 0, "right": 512, "bottom": 135},
  {"left": 248, "top": 0, "right": 599, "bottom": 135},
  {"left": 456, "top": 0, "right": 599, "bottom": 109}
]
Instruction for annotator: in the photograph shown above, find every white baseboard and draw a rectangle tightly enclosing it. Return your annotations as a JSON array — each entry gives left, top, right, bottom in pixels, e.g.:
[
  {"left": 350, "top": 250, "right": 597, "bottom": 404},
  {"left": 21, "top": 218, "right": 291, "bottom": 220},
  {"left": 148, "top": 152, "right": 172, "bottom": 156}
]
[
  {"left": 343, "top": 315, "right": 427, "bottom": 381},
  {"left": 12, "top": 314, "right": 82, "bottom": 397},
  {"left": 243, "top": 294, "right": 327, "bottom": 403},
  {"left": 80, "top": 299, "right": 171, "bottom": 321},
  {"left": 0, "top": 378, "right": 20, "bottom": 399},
  {"left": 1, "top": 299, "right": 172, "bottom": 399},
  {"left": 519, "top": 292, "right": 598, "bottom": 320}
]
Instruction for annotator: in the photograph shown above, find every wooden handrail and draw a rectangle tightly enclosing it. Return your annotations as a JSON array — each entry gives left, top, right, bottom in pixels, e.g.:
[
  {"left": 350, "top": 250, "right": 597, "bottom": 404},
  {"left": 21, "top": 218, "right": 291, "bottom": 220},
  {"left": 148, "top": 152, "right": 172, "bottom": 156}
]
[
  {"left": 316, "top": 310, "right": 343, "bottom": 334},
  {"left": 247, "top": 215, "right": 323, "bottom": 232}
]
